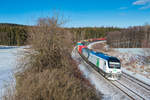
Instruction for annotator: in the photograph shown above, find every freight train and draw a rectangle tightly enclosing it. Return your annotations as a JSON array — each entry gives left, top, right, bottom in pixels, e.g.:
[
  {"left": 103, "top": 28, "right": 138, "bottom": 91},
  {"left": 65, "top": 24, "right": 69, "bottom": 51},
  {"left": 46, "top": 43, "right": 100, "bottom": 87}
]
[{"left": 77, "top": 38, "right": 121, "bottom": 80}]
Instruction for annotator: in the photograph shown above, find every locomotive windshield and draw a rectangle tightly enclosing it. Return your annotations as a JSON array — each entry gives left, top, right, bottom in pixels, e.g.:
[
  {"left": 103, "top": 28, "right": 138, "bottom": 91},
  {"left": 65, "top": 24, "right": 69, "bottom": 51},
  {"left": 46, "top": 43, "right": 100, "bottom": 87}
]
[{"left": 108, "top": 58, "right": 121, "bottom": 69}]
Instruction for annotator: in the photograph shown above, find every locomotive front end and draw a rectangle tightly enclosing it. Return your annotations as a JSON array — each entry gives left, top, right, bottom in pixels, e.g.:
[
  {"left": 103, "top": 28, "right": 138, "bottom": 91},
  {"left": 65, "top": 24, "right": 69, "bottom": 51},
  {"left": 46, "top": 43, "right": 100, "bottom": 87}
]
[{"left": 106, "top": 58, "right": 122, "bottom": 80}]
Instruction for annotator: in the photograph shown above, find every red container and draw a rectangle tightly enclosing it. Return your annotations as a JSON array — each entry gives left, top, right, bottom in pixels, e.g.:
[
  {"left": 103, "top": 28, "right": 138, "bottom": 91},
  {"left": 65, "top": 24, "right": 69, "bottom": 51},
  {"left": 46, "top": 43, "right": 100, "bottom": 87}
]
[
  {"left": 78, "top": 45, "right": 87, "bottom": 54},
  {"left": 98, "top": 38, "right": 106, "bottom": 41},
  {"left": 92, "top": 38, "right": 106, "bottom": 41}
]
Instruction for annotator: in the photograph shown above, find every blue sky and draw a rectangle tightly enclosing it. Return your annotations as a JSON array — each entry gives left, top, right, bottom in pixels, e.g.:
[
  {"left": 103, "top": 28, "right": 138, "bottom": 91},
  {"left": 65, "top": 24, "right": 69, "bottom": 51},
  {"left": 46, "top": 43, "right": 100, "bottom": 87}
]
[{"left": 0, "top": 0, "right": 150, "bottom": 27}]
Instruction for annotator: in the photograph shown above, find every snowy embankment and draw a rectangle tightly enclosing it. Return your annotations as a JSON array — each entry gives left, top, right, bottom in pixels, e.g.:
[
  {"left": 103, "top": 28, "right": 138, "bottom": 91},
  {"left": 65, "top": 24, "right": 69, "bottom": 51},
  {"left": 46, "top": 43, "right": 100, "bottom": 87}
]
[
  {"left": 114, "top": 48, "right": 145, "bottom": 56},
  {"left": 0, "top": 46, "right": 25, "bottom": 98},
  {"left": 114, "top": 48, "right": 150, "bottom": 85}
]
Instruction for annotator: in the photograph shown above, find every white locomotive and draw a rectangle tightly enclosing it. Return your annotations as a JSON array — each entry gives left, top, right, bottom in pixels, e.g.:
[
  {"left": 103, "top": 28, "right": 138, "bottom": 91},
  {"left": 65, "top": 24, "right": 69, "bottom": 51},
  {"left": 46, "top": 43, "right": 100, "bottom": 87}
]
[{"left": 82, "top": 48, "right": 122, "bottom": 80}]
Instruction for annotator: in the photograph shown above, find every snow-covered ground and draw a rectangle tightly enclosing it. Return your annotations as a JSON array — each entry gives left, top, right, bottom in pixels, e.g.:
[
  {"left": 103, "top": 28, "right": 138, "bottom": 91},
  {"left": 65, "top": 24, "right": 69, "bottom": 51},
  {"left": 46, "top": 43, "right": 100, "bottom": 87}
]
[
  {"left": 0, "top": 46, "right": 25, "bottom": 98},
  {"left": 114, "top": 48, "right": 145, "bottom": 56},
  {"left": 114, "top": 48, "right": 150, "bottom": 85}
]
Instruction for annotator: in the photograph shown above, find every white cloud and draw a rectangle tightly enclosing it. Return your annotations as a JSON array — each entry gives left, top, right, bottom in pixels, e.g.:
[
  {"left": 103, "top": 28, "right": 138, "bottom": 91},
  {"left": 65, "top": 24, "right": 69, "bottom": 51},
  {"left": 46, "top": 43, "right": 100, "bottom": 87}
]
[
  {"left": 133, "top": 0, "right": 150, "bottom": 9},
  {"left": 133, "top": 0, "right": 150, "bottom": 5}
]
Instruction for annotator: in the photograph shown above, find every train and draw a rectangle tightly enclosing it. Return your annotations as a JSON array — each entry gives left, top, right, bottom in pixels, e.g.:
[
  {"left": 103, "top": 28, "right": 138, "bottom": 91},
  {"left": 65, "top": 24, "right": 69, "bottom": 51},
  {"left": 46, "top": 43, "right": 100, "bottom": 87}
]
[{"left": 77, "top": 38, "right": 122, "bottom": 80}]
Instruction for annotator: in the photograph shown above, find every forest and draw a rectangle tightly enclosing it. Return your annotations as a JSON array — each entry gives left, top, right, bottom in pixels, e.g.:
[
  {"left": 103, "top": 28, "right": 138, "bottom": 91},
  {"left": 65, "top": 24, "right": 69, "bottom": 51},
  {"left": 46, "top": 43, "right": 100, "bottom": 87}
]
[
  {"left": 107, "top": 25, "right": 150, "bottom": 48},
  {"left": 0, "top": 23, "right": 28, "bottom": 46},
  {"left": 68, "top": 27, "right": 121, "bottom": 44},
  {"left": 0, "top": 23, "right": 150, "bottom": 48}
]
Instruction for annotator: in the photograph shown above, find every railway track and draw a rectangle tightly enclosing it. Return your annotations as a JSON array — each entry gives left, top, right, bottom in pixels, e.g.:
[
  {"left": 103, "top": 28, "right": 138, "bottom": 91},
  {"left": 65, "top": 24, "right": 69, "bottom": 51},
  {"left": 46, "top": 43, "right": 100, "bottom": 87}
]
[
  {"left": 115, "top": 73, "right": 150, "bottom": 100},
  {"left": 111, "top": 80, "right": 148, "bottom": 100},
  {"left": 76, "top": 41, "right": 150, "bottom": 100},
  {"left": 122, "top": 72, "right": 150, "bottom": 91}
]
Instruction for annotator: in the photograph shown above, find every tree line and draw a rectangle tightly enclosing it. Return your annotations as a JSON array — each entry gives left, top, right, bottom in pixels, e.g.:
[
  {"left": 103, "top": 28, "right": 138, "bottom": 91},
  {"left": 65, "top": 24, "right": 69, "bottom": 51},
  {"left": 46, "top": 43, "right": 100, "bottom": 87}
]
[
  {"left": 67, "top": 27, "right": 121, "bottom": 44},
  {"left": 0, "top": 24, "right": 121, "bottom": 46},
  {"left": 107, "top": 25, "right": 150, "bottom": 48},
  {"left": 0, "top": 23, "right": 28, "bottom": 46},
  {"left": 1, "top": 23, "right": 150, "bottom": 48}
]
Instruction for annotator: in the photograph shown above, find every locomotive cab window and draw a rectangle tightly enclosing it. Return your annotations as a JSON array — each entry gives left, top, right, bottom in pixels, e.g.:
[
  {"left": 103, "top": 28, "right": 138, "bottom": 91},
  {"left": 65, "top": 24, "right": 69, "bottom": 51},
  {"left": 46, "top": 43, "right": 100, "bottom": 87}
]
[{"left": 108, "top": 58, "right": 121, "bottom": 69}]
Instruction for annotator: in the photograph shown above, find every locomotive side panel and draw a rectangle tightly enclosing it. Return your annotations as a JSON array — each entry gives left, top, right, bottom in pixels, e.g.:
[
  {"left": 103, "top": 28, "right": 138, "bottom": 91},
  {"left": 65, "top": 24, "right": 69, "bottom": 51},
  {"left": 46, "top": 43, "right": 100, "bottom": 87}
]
[
  {"left": 99, "top": 58, "right": 107, "bottom": 72},
  {"left": 88, "top": 53, "right": 98, "bottom": 67},
  {"left": 88, "top": 52, "right": 107, "bottom": 71}
]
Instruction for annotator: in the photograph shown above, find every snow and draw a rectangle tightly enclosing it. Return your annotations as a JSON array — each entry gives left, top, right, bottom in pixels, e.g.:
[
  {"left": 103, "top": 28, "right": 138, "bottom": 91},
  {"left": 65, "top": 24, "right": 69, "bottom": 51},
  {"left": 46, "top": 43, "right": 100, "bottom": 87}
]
[
  {"left": 122, "top": 68, "right": 150, "bottom": 85},
  {"left": 114, "top": 48, "right": 150, "bottom": 56},
  {"left": 0, "top": 46, "right": 25, "bottom": 99},
  {"left": 111, "top": 49, "right": 150, "bottom": 84}
]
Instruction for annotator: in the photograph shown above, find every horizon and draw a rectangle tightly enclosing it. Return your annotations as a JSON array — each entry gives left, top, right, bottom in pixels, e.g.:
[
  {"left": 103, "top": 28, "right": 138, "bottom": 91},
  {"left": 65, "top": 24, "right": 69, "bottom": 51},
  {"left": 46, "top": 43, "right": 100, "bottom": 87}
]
[
  {"left": 0, "top": 22, "right": 147, "bottom": 29},
  {"left": 0, "top": 0, "right": 150, "bottom": 28}
]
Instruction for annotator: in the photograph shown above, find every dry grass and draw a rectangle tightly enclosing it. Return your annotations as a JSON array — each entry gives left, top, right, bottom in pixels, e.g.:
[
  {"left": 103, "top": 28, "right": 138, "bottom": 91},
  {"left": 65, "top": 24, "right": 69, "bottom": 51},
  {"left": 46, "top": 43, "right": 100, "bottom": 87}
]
[{"left": 2, "top": 16, "right": 100, "bottom": 100}]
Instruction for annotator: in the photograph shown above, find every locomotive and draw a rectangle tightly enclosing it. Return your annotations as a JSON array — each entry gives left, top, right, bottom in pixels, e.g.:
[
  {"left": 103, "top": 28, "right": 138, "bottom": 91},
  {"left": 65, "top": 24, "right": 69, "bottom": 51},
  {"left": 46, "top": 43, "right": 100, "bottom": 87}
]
[{"left": 77, "top": 38, "right": 122, "bottom": 80}]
